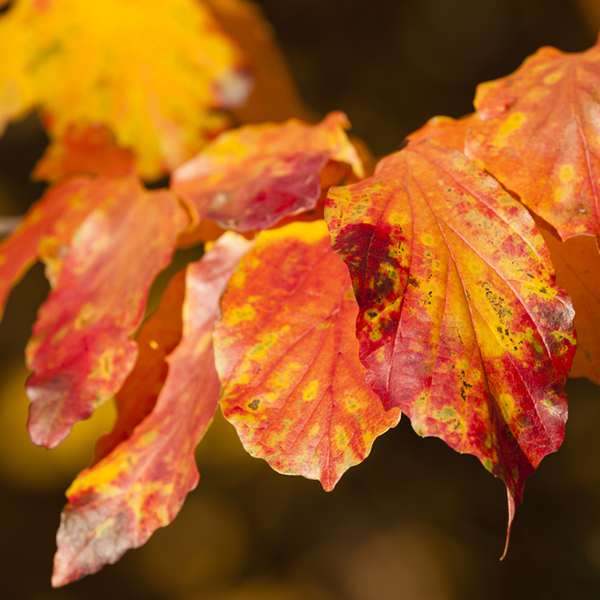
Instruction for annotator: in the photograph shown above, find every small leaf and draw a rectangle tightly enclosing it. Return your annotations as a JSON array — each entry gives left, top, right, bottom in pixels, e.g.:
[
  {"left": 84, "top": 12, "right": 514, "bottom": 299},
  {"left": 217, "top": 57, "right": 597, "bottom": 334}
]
[
  {"left": 0, "top": 176, "right": 108, "bottom": 319},
  {"left": 26, "top": 174, "right": 188, "bottom": 449},
  {"left": 0, "top": 0, "right": 251, "bottom": 178},
  {"left": 171, "top": 112, "right": 363, "bottom": 231},
  {"left": 33, "top": 122, "right": 136, "bottom": 182},
  {"left": 52, "top": 233, "right": 253, "bottom": 587},
  {"left": 326, "top": 140, "right": 576, "bottom": 539},
  {"left": 538, "top": 226, "right": 600, "bottom": 385},
  {"left": 465, "top": 40, "right": 600, "bottom": 240},
  {"left": 214, "top": 221, "right": 401, "bottom": 491}
]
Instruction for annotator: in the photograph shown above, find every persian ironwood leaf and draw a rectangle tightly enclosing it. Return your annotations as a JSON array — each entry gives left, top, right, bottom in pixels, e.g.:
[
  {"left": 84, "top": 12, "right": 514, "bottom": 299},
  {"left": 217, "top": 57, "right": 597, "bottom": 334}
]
[
  {"left": 213, "top": 221, "right": 401, "bottom": 491},
  {"left": 0, "top": 176, "right": 111, "bottom": 319},
  {"left": 92, "top": 270, "right": 186, "bottom": 465},
  {"left": 538, "top": 226, "right": 600, "bottom": 385},
  {"left": 52, "top": 233, "right": 253, "bottom": 587},
  {"left": 326, "top": 140, "right": 576, "bottom": 535},
  {"left": 0, "top": 0, "right": 251, "bottom": 179},
  {"left": 171, "top": 111, "right": 363, "bottom": 232},
  {"left": 465, "top": 39, "right": 600, "bottom": 240},
  {"left": 25, "top": 174, "right": 188, "bottom": 449},
  {"left": 33, "top": 123, "right": 136, "bottom": 182}
]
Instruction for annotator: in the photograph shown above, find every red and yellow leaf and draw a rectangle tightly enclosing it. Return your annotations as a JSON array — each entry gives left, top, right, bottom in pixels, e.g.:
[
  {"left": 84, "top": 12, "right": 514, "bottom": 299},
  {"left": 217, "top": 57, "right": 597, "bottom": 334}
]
[
  {"left": 33, "top": 123, "right": 136, "bottom": 182},
  {"left": 25, "top": 174, "right": 188, "bottom": 449},
  {"left": 52, "top": 233, "right": 252, "bottom": 587},
  {"left": 326, "top": 140, "right": 576, "bottom": 536},
  {"left": 93, "top": 269, "right": 187, "bottom": 465},
  {"left": 213, "top": 221, "right": 401, "bottom": 491},
  {"left": 465, "top": 40, "right": 600, "bottom": 240},
  {"left": 538, "top": 226, "right": 600, "bottom": 384},
  {"left": 0, "top": 0, "right": 251, "bottom": 179},
  {"left": 0, "top": 176, "right": 109, "bottom": 319},
  {"left": 171, "top": 112, "right": 363, "bottom": 231}
]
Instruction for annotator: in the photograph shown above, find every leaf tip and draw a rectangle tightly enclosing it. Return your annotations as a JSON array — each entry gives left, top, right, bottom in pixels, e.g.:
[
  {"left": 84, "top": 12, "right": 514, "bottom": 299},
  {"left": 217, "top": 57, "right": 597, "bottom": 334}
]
[{"left": 499, "top": 486, "right": 516, "bottom": 561}]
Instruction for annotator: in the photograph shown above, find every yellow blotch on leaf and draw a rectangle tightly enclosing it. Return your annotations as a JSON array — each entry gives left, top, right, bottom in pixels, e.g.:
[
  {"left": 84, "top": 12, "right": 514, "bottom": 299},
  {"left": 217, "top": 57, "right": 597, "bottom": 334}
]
[{"left": 493, "top": 113, "right": 526, "bottom": 147}]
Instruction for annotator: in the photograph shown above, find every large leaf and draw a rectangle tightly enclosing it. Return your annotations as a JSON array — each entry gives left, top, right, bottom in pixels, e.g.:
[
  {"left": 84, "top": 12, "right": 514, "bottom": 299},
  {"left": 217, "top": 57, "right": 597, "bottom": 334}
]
[
  {"left": 326, "top": 140, "right": 576, "bottom": 540},
  {"left": 52, "top": 233, "right": 252, "bottom": 587},
  {"left": 465, "top": 40, "right": 600, "bottom": 240},
  {"left": 407, "top": 113, "right": 482, "bottom": 152},
  {"left": 171, "top": 112, "right": 363, "bottom": 231},
  {"left": 0, "top": 176, "right": 109, "bottom": 319},
  {"left": 538, "top": 226, "right": 600, "bottom": 385},
  {"left": 0, "top": 0, "right": 250, "bottom": 179},
  {"left": 92, "top": 269, "right": 187, "bottom": 465},
  {"left": 25, "top": 174, "right": 188, "bottom": 449},
  {"left": 213, "top": 221, "right": 401, "bottom": 491}
]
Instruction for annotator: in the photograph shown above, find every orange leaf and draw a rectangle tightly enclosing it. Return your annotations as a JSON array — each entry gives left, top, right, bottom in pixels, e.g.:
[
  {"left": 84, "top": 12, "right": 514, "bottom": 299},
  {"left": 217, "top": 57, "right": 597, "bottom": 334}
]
[
  {"left": 0, "top": 176, "right": 109, "bottom": 319},
  {"left": 465, "top": 40, "right": 600, "bottom": 240},
  {"left": 407, "top": 113, "right": 482, "bottom": 152},
  {"left": 33, "top": 122, "right": 136, "bottom": 182},
  {"left": 214, "top": 221, "right": 401, "bottom": 491},
  {"left": 25, "top": 174, "right": 188, "bottom": 449},
  {"left": 326, "top": 140, "right": 576, "bottom": 545},
  {"left": 92, "top": 269, "right": 187, "bottom": 465},
  {"left": 51, "top": 233, "right": 253, "bottom": 586},
  {"left": 538, "top": 226, "right": 600, "bottom": 385},
  {"left": 171, "top": 112, "right": 363, "bottom": 231},
  {"left": 0, "top": 0, "right": 251, "bottom": 179}
]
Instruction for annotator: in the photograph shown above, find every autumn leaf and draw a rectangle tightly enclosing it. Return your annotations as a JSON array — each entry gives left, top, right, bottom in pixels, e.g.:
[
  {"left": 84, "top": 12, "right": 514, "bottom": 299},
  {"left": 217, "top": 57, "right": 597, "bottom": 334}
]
[
  {"left": 465, "top": 40, "right": 600, "bottom": 240},
  {"left": 538, "top": 225, "right": 600, "bottom": 385},
  {"left": 407, "top": 113, "right": 482, "bottom": 152},
  {"left": 0, "top": 176, "right": 111, "bottom": 319},
  {"left": 171, "top": 112, "right": 363, "bottom": 232},
  {"left": 0, "top": 0, "right": 251, "bottom": 179},
  {"left": 213, "top": 221, "right": 401, "bottom": 491},
  {"left": 52, "top": 233, "right": 253, "bottom": 587},
  {"left": 25, "top": 174, "right": 188, "bottom": 449},
  {"left": 33, "top": 123, "right": 136, "bottom": 182},
  {"left": 92, "top": 269, "right": 187, "bottom": 465},
  {"left": 326, "top": 139, "right": 576, "bottom": 541}
]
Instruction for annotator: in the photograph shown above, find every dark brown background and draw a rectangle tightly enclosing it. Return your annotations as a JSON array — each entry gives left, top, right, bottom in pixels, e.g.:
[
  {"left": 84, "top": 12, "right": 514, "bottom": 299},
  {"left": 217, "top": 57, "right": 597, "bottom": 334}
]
[{"left": 1, "top": 0, "right": 599, "bottom": 599}]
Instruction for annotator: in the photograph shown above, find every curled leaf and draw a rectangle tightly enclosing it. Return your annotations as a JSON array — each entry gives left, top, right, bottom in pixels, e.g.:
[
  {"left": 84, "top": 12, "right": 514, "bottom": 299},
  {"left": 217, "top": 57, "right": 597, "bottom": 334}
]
[
  {"left": 326, "top": 140, "right": 576, "bottom": 541},
  {"left": 26, "top": 174, "right": 188, "bottom": 449},
  {"left": 214, "top": 221, "right": 400, "bottom": 491},
  {"left": 52, "top": 233, "right": 253, "bottom": 586}
]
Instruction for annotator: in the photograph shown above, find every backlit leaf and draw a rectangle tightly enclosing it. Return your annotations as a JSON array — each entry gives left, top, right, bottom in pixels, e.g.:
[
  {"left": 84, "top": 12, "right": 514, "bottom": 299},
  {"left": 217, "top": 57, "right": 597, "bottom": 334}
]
[
  {"left": 171, "top": 112, "right": 363, "bottom": 231},
  {"left": 465, "top": 40, "right": 600, "bottom": 240},
  {"left": 407, "top": 113, "right": 482, "bottom": 152},
  {"left": 214, "top": 221, "right": 401, "bottom": 491},
  {"left": 0, "top": 176, "right": 108, "bottom": 319},
  {"left": 326, "top": 140, "right": 576, "bottom": 539},
  {"left": 52, "top": 233, "right": 252, "bottom": 587},
  {"left": 92, "top": 270, "right": 187, "bottom": 465},
  {"left": 0, "top": 0, "right": 251, "bottom": 179},
  {"left": 25, "top": 174, "right": 188, "bottom": 449},
  {"left": 538, "top": 226, "right": 600, "bottom": 384},
  {"left": 33, "top": 123, "right": 136, "bottom": 182}
]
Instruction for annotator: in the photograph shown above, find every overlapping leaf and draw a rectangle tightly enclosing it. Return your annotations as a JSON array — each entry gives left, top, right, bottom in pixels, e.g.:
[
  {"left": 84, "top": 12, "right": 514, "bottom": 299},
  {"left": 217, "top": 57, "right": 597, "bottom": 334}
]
[
  {"left": 52, "top": 233, "right": 252, "bottom": 587},
  {"left": 213, "top": 221, "right": 401, "bottom": 491},
  {"left": 538, "top": 227, "right": 600, "bottom": 384},
  {"left": 93, "top": 270, "right": 187, "bottom": 465},
  {"left": 407, "top": 113, "right": 482, "bottom": 152},
  {"left": 171, "top": 112, "right": 363, "bottom": 232},
  {"left": 465, "top": 39, "right": 600, "bottom": 240},
  {"left": 0, "top": 176, "right": 109, "bottom": 318},
  {"left": 326, "top": 140, "right": 576, "bottom": 534},
  {"left": 0, "top": 0, "right": 251, "bottom": 179},
  {"left": 25, "top": 174, "right": 188, "bottom": 449}
]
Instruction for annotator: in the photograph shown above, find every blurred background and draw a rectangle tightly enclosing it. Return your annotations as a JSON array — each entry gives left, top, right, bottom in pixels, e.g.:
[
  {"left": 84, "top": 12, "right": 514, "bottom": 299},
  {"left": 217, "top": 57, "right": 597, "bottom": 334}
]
[{"left": 1, "top": 0, "right": 600, "bottom": 598}]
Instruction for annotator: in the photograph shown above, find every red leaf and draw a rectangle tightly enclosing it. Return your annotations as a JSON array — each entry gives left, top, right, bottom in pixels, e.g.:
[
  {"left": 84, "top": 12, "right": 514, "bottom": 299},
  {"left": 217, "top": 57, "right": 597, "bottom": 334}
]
[
  {"left": 214, "top": 221, "right": 401, "bottom": 491},
  {"left": 0, "top": 176, "right": 109, "bottom": 319},
  {"left": 171, "top": 111, "right": 363, "bottom": 232},
  {"left": 326, "top": 140, "right": 576, "bottom": 543},
  {"left": 33, "top": 122, "right": 136, "bottom": 182},
  {"left": 25, "top": 174, "right": 188, "bottom": 449},
  {"left": 465, "top": 40, "right": 600, "bottom": 240},
  {"left": 51, "top": 233, "right": 252, "bottom": 586},
  {"left": 93, "top": 269, "right": 186, "bottom": 465}
]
